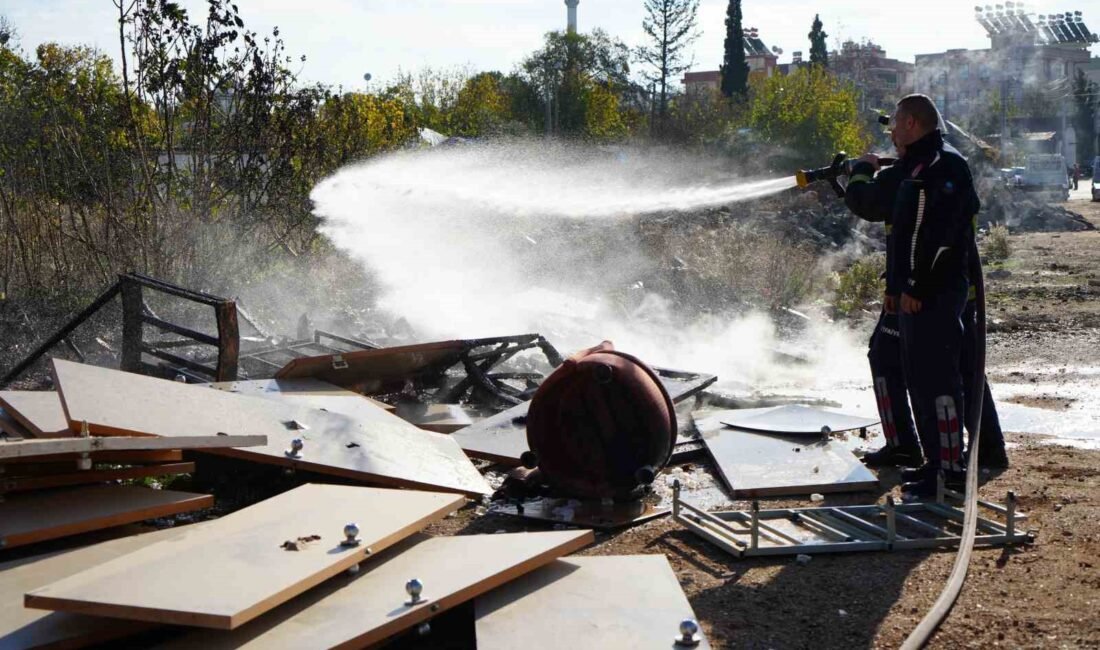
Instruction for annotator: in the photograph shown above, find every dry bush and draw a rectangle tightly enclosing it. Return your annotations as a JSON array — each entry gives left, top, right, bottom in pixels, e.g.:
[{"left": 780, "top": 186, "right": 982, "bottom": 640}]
[
  {"left": 832, "top": 253, "right": 886, "bottom": 317},
  {"left": 984, "top": 224, "right": 1011, "bottom": 262},
  {"left": 643, "top": 219, "right": 826, "bottom": 311}
]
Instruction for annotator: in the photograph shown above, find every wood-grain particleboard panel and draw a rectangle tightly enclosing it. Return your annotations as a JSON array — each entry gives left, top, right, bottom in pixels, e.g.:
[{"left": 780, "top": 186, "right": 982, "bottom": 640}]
[
  {"left": 25, "top": 484, "right": 464, "bottom": 630},
  {"left": 0, "top": 435, "right": 263, "bottom": 461},
  {"left": 1, "top": 462, "right": 194, "bottom": 494},
  {"left": 0, "top": 485, "right": 212, "bottom": 550},
  {"left": 206, "top": 378, "right": 395, "bottom": 419},
  {"left": 475, "top": 555, "right": 710, "bottom": 649},
  {"left": 0, "top": 526, "right": 190, "bottom": 649},
  {"left": 0, "top": 450, "right": 185, "bottom": 465},
  {"left": 157, "top": 530, "right": 593, "bottom": 649},
  {"left": 0, "top": 392, "right": 72, "bottom": 438},
  {"left": 395, "top": 403, "right": 477, "bottom": 433},
  {"left": 53, "top": 360, "right": 490, "bottom": 497},
  {"left": 273, "top": 341, "right": 466, "bottom": 395},
  {"left": 450, "top": 401, "right": 529, "bottom": 466}
]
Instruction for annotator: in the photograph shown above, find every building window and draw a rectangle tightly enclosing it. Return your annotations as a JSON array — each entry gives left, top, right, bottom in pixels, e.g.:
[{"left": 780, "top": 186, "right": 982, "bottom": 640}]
[{"left": 959, "top": 64, "right": 970, "bottom": 80}]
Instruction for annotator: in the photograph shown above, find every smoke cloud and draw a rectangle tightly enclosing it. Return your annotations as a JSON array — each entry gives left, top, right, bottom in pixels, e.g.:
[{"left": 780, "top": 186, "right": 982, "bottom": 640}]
[{"left": 312, "top": 140, "right": 868, "bottom": 392}]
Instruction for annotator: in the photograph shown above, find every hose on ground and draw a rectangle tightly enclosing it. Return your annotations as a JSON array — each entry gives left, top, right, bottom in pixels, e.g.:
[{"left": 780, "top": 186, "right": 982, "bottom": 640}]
[{"left": 900, "top": 237, "right": 987, "bottom": 649}]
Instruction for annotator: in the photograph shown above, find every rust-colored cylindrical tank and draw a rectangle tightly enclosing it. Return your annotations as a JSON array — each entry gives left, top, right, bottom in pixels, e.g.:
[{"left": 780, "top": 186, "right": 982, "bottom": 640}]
[{"left": 523, "top": 341, "right": 676, "bottom": 500}]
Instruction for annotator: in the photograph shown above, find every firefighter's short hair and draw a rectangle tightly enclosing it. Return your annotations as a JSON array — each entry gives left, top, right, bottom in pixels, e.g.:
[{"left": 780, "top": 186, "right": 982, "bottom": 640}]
[{"left": 896, "top": 94, "right": 940, "bottom": 130}]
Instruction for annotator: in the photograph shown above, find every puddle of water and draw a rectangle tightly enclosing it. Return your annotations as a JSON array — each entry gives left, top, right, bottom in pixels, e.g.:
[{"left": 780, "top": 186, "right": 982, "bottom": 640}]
[{"left": 707, "top": 367, "right": 1100, "bottom": 447}]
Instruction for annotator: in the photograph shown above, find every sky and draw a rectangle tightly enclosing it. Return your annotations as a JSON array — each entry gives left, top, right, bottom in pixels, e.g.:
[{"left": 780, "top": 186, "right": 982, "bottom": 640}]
[{"left": 3, "top": 0, "right": 1097, "bottom": 90}]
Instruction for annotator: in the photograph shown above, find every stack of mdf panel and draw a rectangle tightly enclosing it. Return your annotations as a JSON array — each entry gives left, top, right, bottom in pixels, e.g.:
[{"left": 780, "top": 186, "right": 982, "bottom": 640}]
[
  {"left": 7, "top": 483, "right": 708, "bottom": 648},
  {"left": 1, "top": 359, "right": 711, "bottom": 649},
  {"left": 0, "top": 385, "right": 259, "bottom": 552},
  {"left": 49, "top": 359, "right": 492, "bottom": 499}
]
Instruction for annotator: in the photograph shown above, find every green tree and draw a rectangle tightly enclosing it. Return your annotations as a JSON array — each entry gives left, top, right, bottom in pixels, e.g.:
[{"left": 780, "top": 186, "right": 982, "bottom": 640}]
[
  {"left": 636, "top": 0, "right": 700, "bottom": 130},
  {"left": 0, "top": 15, "right": 16, "bottom": 47},
  {"left": 1071, "top": 68, "right": 1097, "bottom": 163},
  {"left": 521, "top": 29, "right": 632, "bottom": 137},
  {"left": 584, "top": 80, "right": 630, "bottom": 139},
  {"left": 748, "top": 66, "right": 868, "bottom": 168},
  {"left": 809, "top": 15, "right": 829, "bottom": 67},
  {"left": 719, "top": 0, "right": 748, "bottom": 98},
  {"left": 450, "top": 72, "right": 513, "bottom": 136},
  {"left": 315, "top": 92, "right": 417, "bottom": 164}
]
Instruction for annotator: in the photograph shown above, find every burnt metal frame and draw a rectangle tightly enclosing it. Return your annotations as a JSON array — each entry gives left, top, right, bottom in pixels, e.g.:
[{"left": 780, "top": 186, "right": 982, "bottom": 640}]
[
  {"left": 444, "top": 334, "right": 563, "bottom": 406},
  {"left": 235, "top": 330, "right": 380, "bottom": 375},
  {"left": 237, "top": 332, "right": 562, "bottom": 405},
  {"left": 1, "top": 273, "right": 239, "bottom": 387},
  {"left": 672, "top": 479, "right": 1033, "bottom": 557}
]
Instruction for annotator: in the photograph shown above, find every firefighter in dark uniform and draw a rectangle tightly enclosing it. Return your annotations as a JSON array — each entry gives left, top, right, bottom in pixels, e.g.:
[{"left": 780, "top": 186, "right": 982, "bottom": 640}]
[
  {"left": 845, "top": 143, "right": 922, "bottom": 468},
  {"left": 847, "top": 130, "right": 1010, "bottom": 473},
  {"left": 845, "top": 94, "right": 986, "bottom": 496}
]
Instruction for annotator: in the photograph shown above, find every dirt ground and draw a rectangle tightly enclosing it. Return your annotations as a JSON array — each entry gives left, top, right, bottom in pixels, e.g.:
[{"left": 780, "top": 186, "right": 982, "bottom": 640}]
[{"left": 425, "top": 188, "right": 1100, "bottom": 649}]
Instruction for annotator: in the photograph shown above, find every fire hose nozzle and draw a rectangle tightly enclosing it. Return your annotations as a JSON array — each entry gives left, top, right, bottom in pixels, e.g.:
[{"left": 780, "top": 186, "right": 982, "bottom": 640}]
[{"left": 797, "top": 151, "right": 896, "bottom": 197}]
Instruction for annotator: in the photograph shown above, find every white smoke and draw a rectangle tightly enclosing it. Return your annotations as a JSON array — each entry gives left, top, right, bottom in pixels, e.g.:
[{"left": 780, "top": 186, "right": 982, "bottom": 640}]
[{"left": 312, "top": 140, "right": 868, "bottom": 392}]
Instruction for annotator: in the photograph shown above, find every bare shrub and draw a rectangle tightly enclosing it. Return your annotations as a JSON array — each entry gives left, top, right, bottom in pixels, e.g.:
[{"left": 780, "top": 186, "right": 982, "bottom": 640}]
[
  {"left": 832, "top": 253, "right": 885, "bottom": 317},
  {"left": 984, "top": 224, "right": 1011, "bottom": 262}
]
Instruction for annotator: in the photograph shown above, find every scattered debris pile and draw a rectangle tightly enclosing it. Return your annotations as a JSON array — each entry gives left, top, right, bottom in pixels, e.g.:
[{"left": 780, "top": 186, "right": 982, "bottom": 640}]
[
  {"left": 979, "top": 184, "right": 1095, "bottom": 232},
  {"left": 0, "top": 274, "right": 1033, "bottom": 648}
]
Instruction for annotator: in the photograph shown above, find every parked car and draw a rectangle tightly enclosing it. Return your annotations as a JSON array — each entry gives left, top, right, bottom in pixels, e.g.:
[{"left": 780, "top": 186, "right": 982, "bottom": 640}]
[{"left": 1011, "top": 154, "right": 1070, "bottom": 201}]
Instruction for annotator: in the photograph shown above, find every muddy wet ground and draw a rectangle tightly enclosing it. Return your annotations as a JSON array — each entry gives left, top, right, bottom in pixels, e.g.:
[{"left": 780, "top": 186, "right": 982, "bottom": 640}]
[{"left": 427, "top": 186, "right": 1100, "bottom": 649}]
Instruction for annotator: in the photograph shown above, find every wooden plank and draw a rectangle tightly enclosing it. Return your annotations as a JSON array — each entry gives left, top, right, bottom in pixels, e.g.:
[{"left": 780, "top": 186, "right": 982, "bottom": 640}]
[
  {"left": 54, "top": 360, "right": 490, "bottom": 497},
  {"left": 395, "top": 402, "right": 477, "bottom": 433},
  {"left": 1, "top": 462, "right": 194, "bottom": 494},
  {"left": 475, "top": 555, "right": 711, "bottom": 649},
  {"left": 25, "top": 484, "right": 464, "bottom": 630},
  {"left": 0, "top": 485, "right": 213, "bottom": 550},
  {"left": 694, "top": 411, "right": 878, "bottom": 498},
  {"left": 206, "top": 378, "right": 395, "bottom": 415},
  {"left": 274, "top": 340, "right": 467, "bottom": 395},
  {"left": 719, "top": 404, "right": 879, "bottom": 435},
  {"left": 156, "top": 530, "right": 593, "bottom": 649},
  {"left": 1, "top": 450, "right": 185, "bottom": 465},
  {"left": 1, "top": 527, "right": 188, "bottom": 650},
  {"left": 0, "top": 434, "right": 265, "bottom": 461},
  {"left": 0, "top": 391, "right": 72, "bottom": 437}
]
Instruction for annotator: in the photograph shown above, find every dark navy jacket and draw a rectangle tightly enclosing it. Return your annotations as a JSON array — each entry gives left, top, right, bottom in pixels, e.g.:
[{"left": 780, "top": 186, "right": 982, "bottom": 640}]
[{"left": 845, "top": 131, "right": 980, "bottom": 300}]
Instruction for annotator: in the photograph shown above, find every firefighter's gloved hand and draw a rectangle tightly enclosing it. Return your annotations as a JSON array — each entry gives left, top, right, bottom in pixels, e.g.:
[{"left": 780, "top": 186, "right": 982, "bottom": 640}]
[
  {"left": 884, "top": 294, "right": 898, "bottom": 315},
  {"left": 901, "top": 293, "right": 922, "bottom": 314}
]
